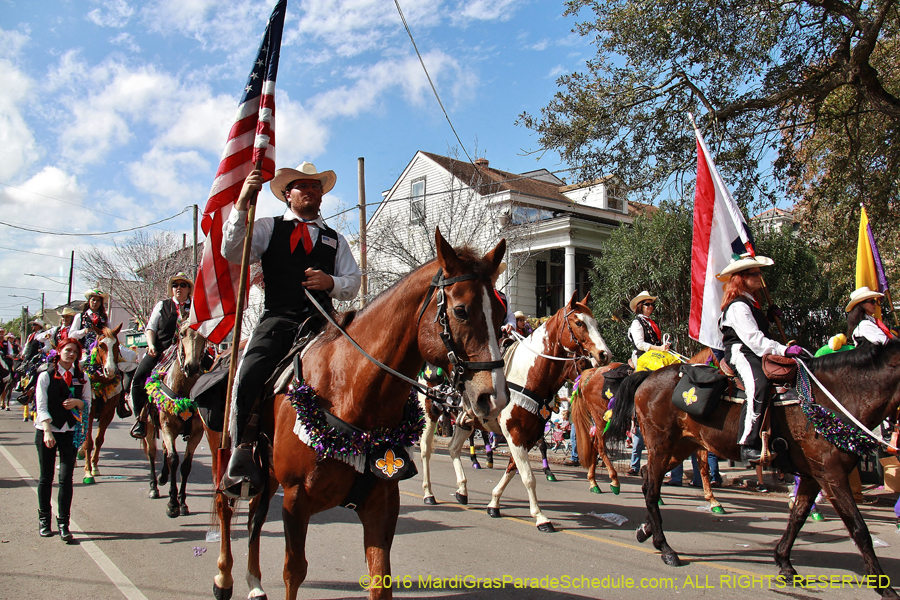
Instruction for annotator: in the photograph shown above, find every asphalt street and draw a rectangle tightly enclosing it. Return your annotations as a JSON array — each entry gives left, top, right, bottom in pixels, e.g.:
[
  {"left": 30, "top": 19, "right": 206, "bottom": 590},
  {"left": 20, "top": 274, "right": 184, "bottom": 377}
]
[{"left": 2, "top": 403, "right": 900, "bottom": 600}]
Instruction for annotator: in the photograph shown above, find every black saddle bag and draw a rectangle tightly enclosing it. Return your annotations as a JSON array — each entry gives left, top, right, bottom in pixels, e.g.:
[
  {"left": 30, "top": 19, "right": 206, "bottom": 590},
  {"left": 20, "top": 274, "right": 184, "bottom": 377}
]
[{"left": 672, "top": 364, "right": 727, "bottom": 417}]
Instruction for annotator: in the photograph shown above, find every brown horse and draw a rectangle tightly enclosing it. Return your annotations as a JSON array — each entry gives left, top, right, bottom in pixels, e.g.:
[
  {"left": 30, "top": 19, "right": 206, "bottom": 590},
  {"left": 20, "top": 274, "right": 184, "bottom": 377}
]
[
  {"left": 606, "top": 340, "right": 900, "bottom": 598},
  {"left": 80, "top": 324, "right": 124, "bottom": 485},
  {"left": 419, "top": 292, "right": 611, "bottom": 531},
  {"left": 206, "top": 230, "right": 509, "bottom": 600},
  {"left": 572, "top": 348, "right": 724, "bottom": 511},
  {"left": 141, "top": 322, "right": 208, "bottom": 518}
]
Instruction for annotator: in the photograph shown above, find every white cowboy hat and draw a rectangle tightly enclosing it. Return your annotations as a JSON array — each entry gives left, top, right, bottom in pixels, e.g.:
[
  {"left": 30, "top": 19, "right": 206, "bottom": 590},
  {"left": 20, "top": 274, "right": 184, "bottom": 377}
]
[
  {"left": 169, "top": 272, "right": 194, "bottom": 290},
  {"left": 513, "top": 310, "right": 526, "bottom": 319},
  {"left": 60, "top": 306, "right": 79, "bottom": 317},
  {"left": 84, "top": 288, "right": 110, "bottom": 303},
  {"left": 30, "top": 319, "right": 45, "bottom": 329},
  {"left": 846, "top": 286, "right": 884, "bottom": 312},
  {"left": 629, "top": 291, "right": 658, "bottom": 313},
  {"left": 269, "top": 162, "right": 336, "bottom": 201},
  {"left": 4, "top": 333, "right": 14, "bottom": 339},
  {"left": 715, "top": 253, "right": 774, "bottom": 282}
]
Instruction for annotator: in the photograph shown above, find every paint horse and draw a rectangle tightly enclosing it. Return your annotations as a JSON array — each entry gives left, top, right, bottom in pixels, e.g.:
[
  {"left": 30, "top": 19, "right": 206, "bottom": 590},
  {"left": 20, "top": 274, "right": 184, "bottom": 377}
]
[
  {"left": 205, "top": 230, "right": 510, "bottom": 600},
  {"left": 141, "top": 322, "right": 208, "bottom": 518},
  {"left": 420, "top": 292, "right": 610, "bottom": 531},
  {"left": 571, "top": 348, "right": 723, "bottom": 511},
  {"left": 606, "top": 340, "right": 900, "bottom": 598},
  {"left": 80, "top": 325, "right": 125, "bottom": 485}
]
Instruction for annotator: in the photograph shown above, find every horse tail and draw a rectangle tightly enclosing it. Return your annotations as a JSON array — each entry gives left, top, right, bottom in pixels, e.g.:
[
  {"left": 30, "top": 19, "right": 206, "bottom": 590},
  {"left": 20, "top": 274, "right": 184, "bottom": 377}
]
[
  {"left": 248, "top": 434, "right": 271, "bottom": 546},
  {"left": 570, "top": 376, "right": 595, "bottom": 471},
  {"left": 605, "top": 370, "right": 652, "bottom": 443}
]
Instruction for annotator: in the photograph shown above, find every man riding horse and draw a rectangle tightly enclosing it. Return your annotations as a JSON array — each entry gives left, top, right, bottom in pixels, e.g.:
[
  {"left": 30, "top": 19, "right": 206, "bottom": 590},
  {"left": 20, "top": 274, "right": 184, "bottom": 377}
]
[
  {"left": 131, "top": 272, "right": 194, "bottom": 439},
  {"left": 220, "top": 162, "right": 361, "bottom": 493}
]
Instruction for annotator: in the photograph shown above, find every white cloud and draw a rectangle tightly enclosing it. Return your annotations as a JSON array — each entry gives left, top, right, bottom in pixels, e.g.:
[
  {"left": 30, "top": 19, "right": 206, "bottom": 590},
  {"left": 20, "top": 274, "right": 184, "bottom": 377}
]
[
  {"left": 87, "top": 0, "right": 135, "bottom": 28},
  {"left": 127, "top": 146, "right": 209, "bottom": 208},
  {"left": 110, "top": 32, "right": 140, "bottom": 53},
  {"left": 0, "top": 29, "right": 38, "bottom": 181},
  {"left": 140, "top": 0, "right": 262, "bottom": 54},
  {"left": 548, "top": 64, "right": 568, "bottom": 79},
  {"left": 451, "top": 0, "right": 519, "bottom": 23}
]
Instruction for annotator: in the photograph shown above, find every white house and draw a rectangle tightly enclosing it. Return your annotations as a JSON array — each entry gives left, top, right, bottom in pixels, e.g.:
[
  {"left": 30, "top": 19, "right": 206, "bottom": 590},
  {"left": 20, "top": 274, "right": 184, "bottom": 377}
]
[{"left": 362, "top": 151, "right": 650, "bottom": 317}]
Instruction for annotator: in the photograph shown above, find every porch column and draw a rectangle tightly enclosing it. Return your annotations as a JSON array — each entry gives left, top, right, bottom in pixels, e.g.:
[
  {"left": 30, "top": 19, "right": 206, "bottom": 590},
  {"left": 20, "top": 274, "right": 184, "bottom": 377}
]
[{"left": 564, "top": 245, "right": 576, "bottom": 302}]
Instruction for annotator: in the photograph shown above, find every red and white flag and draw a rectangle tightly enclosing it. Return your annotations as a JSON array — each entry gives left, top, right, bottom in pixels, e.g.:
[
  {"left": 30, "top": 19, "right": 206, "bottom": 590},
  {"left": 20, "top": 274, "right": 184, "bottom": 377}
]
[
  {"left": 190, "top": 1, "right": 286, "bottom": 344},
  {"left": 688, "top": 115, "right": 755, "bottom": 350}
]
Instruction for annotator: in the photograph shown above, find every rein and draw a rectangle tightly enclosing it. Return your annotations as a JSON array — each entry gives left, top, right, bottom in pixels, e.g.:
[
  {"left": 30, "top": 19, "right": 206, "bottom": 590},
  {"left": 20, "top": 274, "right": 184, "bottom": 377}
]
[{"left": 509, "top": 309, "right": 591, "bottom": 363}]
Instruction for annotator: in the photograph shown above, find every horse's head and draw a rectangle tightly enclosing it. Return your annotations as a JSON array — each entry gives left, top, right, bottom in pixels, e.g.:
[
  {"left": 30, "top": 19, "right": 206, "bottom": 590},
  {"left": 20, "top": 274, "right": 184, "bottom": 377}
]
[
  {"left": 418, "top": 229, "right": 509, "bottom": 421},
  {"left": 95, "top": 324, "right": 123, "bottom": 379},
  {"left": 558, "top": 291, "right": 611, "bottom": 368},
  {"left": 176, "top": 322, "right": 207, "bottom": 379}
]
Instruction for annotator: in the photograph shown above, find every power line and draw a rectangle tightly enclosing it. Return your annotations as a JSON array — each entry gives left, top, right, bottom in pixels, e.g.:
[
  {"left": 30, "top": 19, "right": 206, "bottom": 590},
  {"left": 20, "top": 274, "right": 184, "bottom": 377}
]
[
  {"left": 0, "top": 208, "right": 191, "bottom": 237},
  {"left": 0, "top": 245, "right": 77, "bottom": 260}
]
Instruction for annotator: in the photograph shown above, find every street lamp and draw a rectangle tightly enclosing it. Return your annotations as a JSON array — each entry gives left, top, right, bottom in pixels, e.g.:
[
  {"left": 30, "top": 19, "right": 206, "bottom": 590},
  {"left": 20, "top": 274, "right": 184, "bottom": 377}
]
[{"left": 24, "top": 273, "right": 67, "bottom": 285}]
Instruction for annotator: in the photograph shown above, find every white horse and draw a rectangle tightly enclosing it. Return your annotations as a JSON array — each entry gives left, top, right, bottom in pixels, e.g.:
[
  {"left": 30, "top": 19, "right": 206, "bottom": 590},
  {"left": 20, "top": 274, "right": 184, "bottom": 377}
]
[{"left": 419, "top": 292, "right": 611, "bottom": 530}]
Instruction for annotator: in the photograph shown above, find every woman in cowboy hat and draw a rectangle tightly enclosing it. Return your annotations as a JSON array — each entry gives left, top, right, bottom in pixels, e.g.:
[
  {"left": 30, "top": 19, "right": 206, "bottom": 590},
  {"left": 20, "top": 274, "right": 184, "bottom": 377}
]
[
  {"left": 130, "top": 272, "right": 193, "bottom": 439},
  {"left": 217, "top": 163, "right": 361, "bottom": 493},
  {"left": 846, "top": 287, "right": 895, "bottom": 347},
  {"left": 627, "top": 291, "right": 671, "bottom": 368},
  {"left": 717, "top": 254, "right": 803, "bottom": 464},
  {"left": 70, "top": 289, "right": 110, "bottom": 349}
]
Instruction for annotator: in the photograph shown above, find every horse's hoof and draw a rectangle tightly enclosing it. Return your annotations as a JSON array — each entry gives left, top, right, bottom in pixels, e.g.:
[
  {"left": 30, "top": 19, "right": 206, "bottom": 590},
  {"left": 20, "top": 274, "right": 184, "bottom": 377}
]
[
  {"left": 537, "top": 522, "right": 556, "bottom": 533},
  {"left": 212, "top": 583, "right": 233, "bottom": 600},
  {"left": 471, "top": 462, "right": 481, "bottom": 469},
  {"left": 487, "top": 507, "right": 501, "bottom": 518},
  {"left": 180, "top": 505, "right": 190, "bottom": 516},
  {"left": 546, "top": 473, "right": 557, "bottom": 482},
  {"left": 455, "top": 492, "right": 468, "bottom": 505},
  {"left": 166, "top": 505, "right": 180, "bottom": 518},
  {"left": 610, "top": 485, "right": 620, "bottom": 495},
  {"left": 77, "top": 449, "right": 85, "bottom": 460},
  {"left": 423, "top": 496, "right": 436, "bottom": 505},
  {"left": 486, "top": 461, "right": 493, "bottom": 469},
  {"left": 590, "top": 485, "right": 602, "bottom": 494},
  {"left": 661, "top": 552, "right": 683, "bottom": 567},
  {"left": 658, "top": 498, "right": 665, "bottom": 505},
  {"left": 810, "top": 510, "right": 824, "bottom": 522},
  {"left": 778, "top": 567, "right": 798, "bottom": 581},
  {"left": 149, "top": 488, "right": 160, "bottom": 500},
  {"left": 711, "top": 505, "right": 726, "bottom": 514},
  {"left": 82, "top": 476, "right": 95, "bottom": 485},
  {"left": 636, "top": 524, "right": 651, "bottom": 543}
]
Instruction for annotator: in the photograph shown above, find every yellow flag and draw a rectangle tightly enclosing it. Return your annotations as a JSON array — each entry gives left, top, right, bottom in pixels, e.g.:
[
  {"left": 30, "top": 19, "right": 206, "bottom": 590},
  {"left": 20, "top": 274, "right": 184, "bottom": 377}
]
[{"left": 856, "top": 207, "right": 881, "bottom": 319}]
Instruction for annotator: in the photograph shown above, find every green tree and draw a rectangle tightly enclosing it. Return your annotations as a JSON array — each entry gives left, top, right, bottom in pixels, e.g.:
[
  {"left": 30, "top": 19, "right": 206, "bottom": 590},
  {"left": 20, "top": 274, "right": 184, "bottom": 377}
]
[{"left": 520, "top": 0, "right": 900, "bottom": 216}]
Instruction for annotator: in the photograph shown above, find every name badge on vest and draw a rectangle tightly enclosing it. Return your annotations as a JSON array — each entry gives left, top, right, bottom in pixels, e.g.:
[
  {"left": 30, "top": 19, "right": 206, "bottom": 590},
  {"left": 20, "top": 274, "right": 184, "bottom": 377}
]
[{"left": 321, "top": 235, "right": 337, "bottom": 249}]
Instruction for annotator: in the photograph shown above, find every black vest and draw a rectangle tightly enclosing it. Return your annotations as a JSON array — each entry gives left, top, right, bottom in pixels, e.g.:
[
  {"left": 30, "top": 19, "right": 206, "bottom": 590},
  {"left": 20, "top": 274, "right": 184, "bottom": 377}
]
[
  {"left": 153, "top": 299, "right": 189, "bottom": 353},
  {"left": 260, "top": 216, "right": 338, "bottom": 315},
  {"left": 721, "top": 296, "right": 770, "bottom": 349},
  {"left": 628, "top": 316, "right": 661, "bottom": 358},
  {"left": 46, "top": 369, "right": 85, "bottom": 429}
]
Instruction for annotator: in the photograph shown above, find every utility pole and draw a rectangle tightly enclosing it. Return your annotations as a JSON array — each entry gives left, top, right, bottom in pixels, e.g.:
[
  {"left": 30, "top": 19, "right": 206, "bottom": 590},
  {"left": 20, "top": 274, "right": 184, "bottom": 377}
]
[
  {"left": 21, "top": 306, "right": 27, "bottom": 345},
  {"left": 67, "top": 251, "right": 74, "bottom": 304},
  {"left": 193, "top": 204, "right": 199, "bottom": 279},
  {"left": 358, "top": 157, "right": 368, "bottom": 305},
  {"left": 41, "top": 293, "right": 44, "bottom": 316}
]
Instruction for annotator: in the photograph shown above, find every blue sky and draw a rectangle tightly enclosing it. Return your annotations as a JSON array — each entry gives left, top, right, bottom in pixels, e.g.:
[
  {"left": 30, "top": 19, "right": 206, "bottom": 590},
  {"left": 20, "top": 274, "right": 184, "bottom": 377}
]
[{"left": 0, "top": 0, "right": 594, "bottom": 321}]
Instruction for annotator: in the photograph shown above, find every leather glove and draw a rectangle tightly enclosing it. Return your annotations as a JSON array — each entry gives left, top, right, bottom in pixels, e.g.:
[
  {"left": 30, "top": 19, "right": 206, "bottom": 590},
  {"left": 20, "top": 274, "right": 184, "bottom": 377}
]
[{"left": 784, "top": 345, "right": 804, "bottom": 357}]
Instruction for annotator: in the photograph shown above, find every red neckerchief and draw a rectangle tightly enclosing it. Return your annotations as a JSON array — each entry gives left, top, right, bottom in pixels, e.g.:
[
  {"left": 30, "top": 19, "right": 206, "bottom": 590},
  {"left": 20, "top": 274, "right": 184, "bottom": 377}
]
[
  {"left": 875, "top": 318, "right": 895, "bottom": 339},
  {"left": 641, "top": 316, "right": 662, "bottom": 342}
]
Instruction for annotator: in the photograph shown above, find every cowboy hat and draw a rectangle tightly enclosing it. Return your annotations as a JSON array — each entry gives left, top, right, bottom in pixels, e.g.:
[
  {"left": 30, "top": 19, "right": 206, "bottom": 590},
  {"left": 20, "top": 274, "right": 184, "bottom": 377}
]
[
  {"left": 60, "top": 306, "right": 78, "bottom": 317},
  {"left": 846, "top": 286, "right": 884, "bottom": 312},
  {"left": 629, "top": 291, "right": 658, "bottom": 313},
  {"left": 30, "top": 319, "right": 45, "bottom": 329},
  {"left": 715, "top": 253, "right": 774, "bottom": 282},
  {"left": 513, "top": 310, "right": 526, "bottom": 319},
  {"left": 84, "top": 288, "right": 110, "bottom": 303},
  {"left": 169, "top": 272, "right": 194, "bottom": 289},
  {"left": 4, "top": 333, "right": 14, "bottom": 339},
  {"left": 269, "top": 162, "right": 336, "bottom": 201}
]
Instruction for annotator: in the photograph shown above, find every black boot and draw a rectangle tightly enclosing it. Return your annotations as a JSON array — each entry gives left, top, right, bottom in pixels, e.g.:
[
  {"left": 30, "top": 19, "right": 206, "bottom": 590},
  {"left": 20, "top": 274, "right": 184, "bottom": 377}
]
[
  {"left": 130, "top": 420, "right": 146, "bottom": 439},
  {"left": 740, "top": 445, "right": 762, "bottom": 465},
  {"left": 221, "top": 443, "right": 264, "bottom": 499},
  {"left": 116, "top": 397, "right": 133, "bottom": 418},
  {"left": 57, "top": 517, "right": 72, "bottom": 542},
  {"left": 38, "top": 510, "right": 52, "bottom": 537}
]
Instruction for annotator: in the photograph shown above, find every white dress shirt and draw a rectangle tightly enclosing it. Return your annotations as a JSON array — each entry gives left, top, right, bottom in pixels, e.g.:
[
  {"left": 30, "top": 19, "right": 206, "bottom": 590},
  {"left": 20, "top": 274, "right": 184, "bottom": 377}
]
[
  {"left": 853, "top": 315, "right": 890, "bottom": 345},
  {"left": 69, "top": 309, "right": 103, "bottom": 340},
  {"left": 222, "top": 207, "right": 361, "bottom": 302},
  {"left": 34, "top": 365, "right": 92, "bottom": 433},
  {"left": 721, "top": 293, "right": 788, "bottom": 357}
]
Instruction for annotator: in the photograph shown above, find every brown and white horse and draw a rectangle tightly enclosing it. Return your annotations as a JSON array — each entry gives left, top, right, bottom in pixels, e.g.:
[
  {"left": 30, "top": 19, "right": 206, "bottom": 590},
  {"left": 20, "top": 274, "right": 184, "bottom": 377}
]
[
  {"left": 206, "top": 230, "right": 509, "bottom": 600},
  {"left": 141, "top": 322, "right": 208, "bottom": 518},
  {"left": 80, "top": 324, "right": 124, "bottom": 485},
  {"left": 419, "top": 292, "right": 610, "bottom": 531}
]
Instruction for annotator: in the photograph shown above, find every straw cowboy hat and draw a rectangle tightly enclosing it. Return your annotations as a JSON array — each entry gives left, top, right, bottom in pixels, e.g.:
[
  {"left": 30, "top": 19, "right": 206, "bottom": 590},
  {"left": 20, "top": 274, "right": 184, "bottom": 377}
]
[
  {"left": 168, "top": 272, "right": 194, "bottom": 290},
  {"left": 84, "top": 288, "right": 110, "bottom": 303},
  {"left": 513, "top": 311, "right": 526, "bottom": 319},
  {"left": 846, "top": 286, "right": 884, "bottom": 312},
  {"left": 269, "top": 162, "right": 336, "bottom": 200},
  {"left": 30, "top": 319, "right": 45, "bottom": 329},
  {"left": 715, "top": 253, "right": 774, "bottom": 282},
  {"left": 60, "top": 306, "right": 78, "bottom": 317},
  {"left": 629, "top": 291, "right": 658, "bottom": 313}
]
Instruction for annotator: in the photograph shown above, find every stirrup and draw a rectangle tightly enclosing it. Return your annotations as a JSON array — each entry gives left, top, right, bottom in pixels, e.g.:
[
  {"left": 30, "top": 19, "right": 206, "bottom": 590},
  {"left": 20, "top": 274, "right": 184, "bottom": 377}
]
[{"left": 220, "top": 443, "right": 264, "bottom": 499}]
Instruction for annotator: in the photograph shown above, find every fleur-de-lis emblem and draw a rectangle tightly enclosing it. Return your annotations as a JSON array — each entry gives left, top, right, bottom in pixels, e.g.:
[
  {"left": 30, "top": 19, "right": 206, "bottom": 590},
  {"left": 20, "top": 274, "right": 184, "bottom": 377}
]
[
  {"left": 424, "top": 365, "right": 433, "bottom": 378},
  {"left": 179, "top": 409, "right": 193, "bottom": 420},
  {"left": 376, "top": 449, "right": 404, "bottom": 477},
  {"left": 539, "top": 405, "right": 551, "bottom": 420},
  {"left": 605, "top": 387, "right": 613, "bottom": 399},
  {"left": 683, "top": 387, "right": 698, "bottom": 406}
]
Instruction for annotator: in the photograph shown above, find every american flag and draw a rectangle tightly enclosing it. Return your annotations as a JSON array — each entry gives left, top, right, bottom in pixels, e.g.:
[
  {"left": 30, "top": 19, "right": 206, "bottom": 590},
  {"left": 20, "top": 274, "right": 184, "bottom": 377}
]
[{"left": 190, "top": 0, "right": 286, "bottom": 344}]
